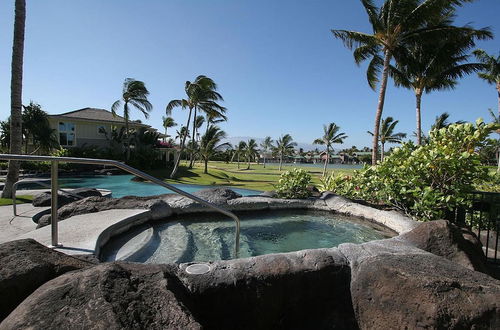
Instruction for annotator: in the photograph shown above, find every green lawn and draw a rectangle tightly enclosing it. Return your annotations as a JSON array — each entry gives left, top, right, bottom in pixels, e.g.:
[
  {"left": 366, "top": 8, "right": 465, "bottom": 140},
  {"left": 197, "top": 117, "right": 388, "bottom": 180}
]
[
  {"left": 0, "top": 195, "right": 33, "bottom": 206},
  {"left": 148, "top": 161, "right": 357, "bottom": 191}
]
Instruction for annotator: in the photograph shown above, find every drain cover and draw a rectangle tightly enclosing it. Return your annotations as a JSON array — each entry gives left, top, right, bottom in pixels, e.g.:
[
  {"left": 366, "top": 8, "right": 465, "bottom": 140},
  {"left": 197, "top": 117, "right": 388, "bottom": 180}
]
[{"left": 185, "top": 263, "right": 211, "bottom": 275}]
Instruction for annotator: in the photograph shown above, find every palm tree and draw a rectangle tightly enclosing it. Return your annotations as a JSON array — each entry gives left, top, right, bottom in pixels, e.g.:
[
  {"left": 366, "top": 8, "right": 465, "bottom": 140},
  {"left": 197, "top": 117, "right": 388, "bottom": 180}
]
[
  {"left": 332, "top": 0, "right": 486, "bottom": 165},
  {"left": 474, "top": 49, "right": 500, "bottom": 116},
  {"left": 391, "top": 29, "right": 490, "bottom": 145},
  {"left": 111, "top": 78, "right": 152, "bottom": 161},
  {"left": 274, "top": 134, "right": 297, "bottom": 171},
  {"left": 2, "top": 0, "right": 26, "bottom": 199},
  {"left": 260, "top": 136, "right": 273, "bottom": 168},
  {"left": 199, "top": 126, "right": 229, "bottom": 174},
  {"left": 368, "top": 117, "right": 406, "bottom": 162},
  {"left": 430, "top": 112, "right": 465, "bottom": 131},
  {"left": 166, "top": 75, "right": 225, "bottom": 178},
  {"left": 232, "top": 141, "right": 247, "bottom": 169},
  {"left": 22, "top": 102, "right": 59, "bottom": 154},
  {"left": 485, "top": 108, "right": 500, "bottom": 171},
  {"left": 161, "top": 116, "right": 177, "bottom": 138},
  {"left": 188, "top": 115, "right": 206, "bottom": 168},
  {"left": 245, "top": 139, "right": 259, "bottom": 170},
  {"left": 205, "top": 111, "right": 227, "bottom": 136},
  {"left": 313, "top": 123, "right": 348, "bottom": 176}
]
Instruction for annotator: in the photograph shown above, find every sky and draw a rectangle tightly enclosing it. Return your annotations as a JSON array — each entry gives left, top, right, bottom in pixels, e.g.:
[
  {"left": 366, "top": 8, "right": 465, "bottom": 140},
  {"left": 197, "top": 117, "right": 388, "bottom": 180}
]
[{"left": 0, "top": 0, "right": 499, "bottom": 150}]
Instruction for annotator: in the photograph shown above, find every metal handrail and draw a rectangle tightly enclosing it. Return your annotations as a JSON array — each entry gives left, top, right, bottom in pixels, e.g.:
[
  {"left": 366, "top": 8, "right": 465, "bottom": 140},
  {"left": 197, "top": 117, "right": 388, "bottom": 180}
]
[
  {"left": 0, "top": 154, "right": 240, "bottom": 255},
  {"left": 12, "top": 178, "right": 84, "bottom": 216}
]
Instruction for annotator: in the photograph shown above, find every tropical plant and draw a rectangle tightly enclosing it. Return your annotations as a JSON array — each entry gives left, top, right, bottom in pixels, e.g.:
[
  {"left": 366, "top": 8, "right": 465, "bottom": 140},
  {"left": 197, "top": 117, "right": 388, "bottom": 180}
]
[
  {"left": 232, "top": 141, "right": 247, "bottom": 169},
  {"left": 166, "top": 75, "right": 226, "bottom": 178},
  {"left": 162, "top": 116, "right": 177, "bottom": 138},
  {"left": 273, "top": 134, "right": 297, "bottom": 171},
  {"left": 390, "top": 29, "right": 489, "bottom": 145},
  {"left": 22, "top": 102, "right": 59, "bottom": 154},
  {"left": 260, "top": 136, "right": 273, "bottom": 168},
  {"left": 474, "top": 49, "right": 500, "bottom": 115},
  {"left": 0, "top": 120, "right": 10, "bottom": 148},
  {"left": 275, "top": 168, "right": 312, "bottom": 199},
  {"left": 111, "top": 78, "right": 152, "bottom": 161},
  {"left": 199, "top": 126, "right": 229, "bottom": 174},
  {"left": 368, "top": 117, "right": 406, "bottom": 161},
  {"left": 244, "top": 139, "right": 259, "bottom": 169},
  {"left": 2, "top": 0, "right": 26, "bottom": 198},
  {"left": 331, "top": 0, "right": 488, "bottom": 165},
  {"left": 313, "top": 123, "right": 348, "bottom": 176},
  {"left": 331, "top": 120, "right": 499, "bottom": 220}
]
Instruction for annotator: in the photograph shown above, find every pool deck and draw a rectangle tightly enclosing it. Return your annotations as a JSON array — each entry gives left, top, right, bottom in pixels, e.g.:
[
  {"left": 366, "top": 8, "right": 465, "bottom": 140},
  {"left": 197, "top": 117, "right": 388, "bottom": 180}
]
[{"left": 1, "top": 203, "right": 150, "bottom": 255}]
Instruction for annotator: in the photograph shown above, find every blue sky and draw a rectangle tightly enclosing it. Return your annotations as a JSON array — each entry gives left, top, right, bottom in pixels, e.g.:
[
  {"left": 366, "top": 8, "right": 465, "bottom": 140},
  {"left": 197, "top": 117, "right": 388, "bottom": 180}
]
[{"left": 0, "top": 0, "right": 499, "bottom": 149}]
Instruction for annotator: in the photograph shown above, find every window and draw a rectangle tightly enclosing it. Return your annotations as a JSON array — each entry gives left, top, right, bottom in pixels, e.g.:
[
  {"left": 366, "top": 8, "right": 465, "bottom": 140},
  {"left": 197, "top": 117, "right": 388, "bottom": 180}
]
[{"left": 59, "top": 122, "right": 75, "bottom": 146}]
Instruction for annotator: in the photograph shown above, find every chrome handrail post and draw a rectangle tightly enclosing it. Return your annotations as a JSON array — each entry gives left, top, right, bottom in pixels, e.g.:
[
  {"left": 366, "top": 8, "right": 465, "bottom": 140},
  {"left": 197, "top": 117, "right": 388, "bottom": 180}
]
[
  {"left": 12, "top": 181, "right": 19, "bottom": 216},
  {"left": 50, "top": 160, "right": 61, "bottom": 247}
]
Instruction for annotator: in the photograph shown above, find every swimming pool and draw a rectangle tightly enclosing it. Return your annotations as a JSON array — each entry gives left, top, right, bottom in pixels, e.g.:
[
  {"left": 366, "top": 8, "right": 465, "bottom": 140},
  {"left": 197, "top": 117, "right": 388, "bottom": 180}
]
[
  {"left": 53, "top": 175, "right": 260, "bottom": 197},
  {"left": 101, "top": 209, "right": 393, "bottom": 263}
]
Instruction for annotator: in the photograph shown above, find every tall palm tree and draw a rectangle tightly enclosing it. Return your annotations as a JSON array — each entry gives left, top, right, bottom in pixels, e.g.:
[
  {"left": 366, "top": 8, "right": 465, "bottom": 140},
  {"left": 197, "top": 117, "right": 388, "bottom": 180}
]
[
  {"left": 205, "top": 111, "right": 227, "bottom": 136},
  {"left": 188, "top": 115, "right": 206, "bottom": 168},
  {"left": 199, "top": 126, "right": 229, "bottom": 174},
  {"left": 332, "top": 0, "right": 485, "bottom": 165},
  {"left": 245, "top": 139, "right": 259, "bottom": 170},
  {"left": 368, "top": 117, "right": 406, "bottom": 162},
  {"left": 313, "top": 123, "right": 348, "bottom": 176},
  {"left": 175, "top": 126, "right": 189, "bottom": 146},
  {"left": 274, "top": 134, "right": 297, "bottom": 171},
  {"left": 485, "top": 108, "right": 500, "bottom": 171},
  {"left": 260, "top": 136, "right": 273, "bottom": 168},
  {"left": 166, "top": 75, "right": 225, "bottom": 178},
  {"left": 391, "top": 29, "right": 490, "bottom": 145},
  {"left": 232, "top": 141, "right": 247, "bottom": 169},
  {"left": 474, "top": 49, "right": 500, "bottom": 116},
  {"left": 111, "top": 78, "right": 152, "bottom": 161},
  {"left": 2, "top": 0, "right": 26, "bottom": 199},
  {"left": 161, "top": 116, "right": 177, "bottom": 138}
]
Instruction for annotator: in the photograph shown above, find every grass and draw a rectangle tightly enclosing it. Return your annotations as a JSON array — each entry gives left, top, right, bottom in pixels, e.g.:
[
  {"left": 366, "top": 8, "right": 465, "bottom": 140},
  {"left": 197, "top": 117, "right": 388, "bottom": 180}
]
[
  {"left": 146, "top": 161, "right": 357, "bottom": 191},
  {"left": 0, "top": 194, "right": 33, "bottom": 206}
]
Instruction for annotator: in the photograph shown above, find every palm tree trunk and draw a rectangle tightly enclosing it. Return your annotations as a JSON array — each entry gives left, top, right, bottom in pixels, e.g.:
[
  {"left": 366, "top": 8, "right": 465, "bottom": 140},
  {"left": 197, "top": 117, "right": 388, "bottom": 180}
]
[
  {"left": 125, "top": 118, "right": 130, "bottom": 161},
  {"left": 371, "top": 49, "right": 391, "bottom": 166},
  {"left": 322, "top": 147, "right": 329, "bottom": 177},
  {"left": 415, "top": 89, "right": 423, "bottom": 146},
  {"left": 247, "top": 157, "right": 250, "bottom": 170},
  {"left": 381, "top": 142, "right": 385, "bottom": 162},
  {"left": 279, "top": 155, "right": 283, "bottom": 171},
  {"left": 189, "top": 106, "right": 198, "bottom": 169},
  {"left": 204, "top": 158, "right": 208, "bottom": 174},
  {"left": 263, "top": 156, "right": 266, "bottom": 168},
  {"left": 2, "top": 0, "right": 26, "bottom": 199},
  {"left": 497, "top": 84, "right": 500, "bottom": 172},
  {"left": 170, "top": 107, "right": 193, "bottom": 178},
  {"left": 237, "top": 154, "right": 240, "bottom": 169}
]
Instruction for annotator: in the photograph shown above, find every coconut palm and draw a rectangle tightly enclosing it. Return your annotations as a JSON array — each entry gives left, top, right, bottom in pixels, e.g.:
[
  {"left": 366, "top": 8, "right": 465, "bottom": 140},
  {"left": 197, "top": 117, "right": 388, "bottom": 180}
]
[
  {"left": 2, "top": 0, "right": 26, "bottom": 198},
  {"left": 313, "top": 123, "right": 348, "bottom": 176},
  {"left": 390, "top": 29, "right": 490, "bottom": 145},
  {"left": 474, "top": 49, "right": 500, "bottom": 116},
  {"left": 331, "top": 0, "right": 486, "bottom": 165},
  {"left": 232, "top": 141, "right": 247, "bottom": 169},
  {"left": 111, "top": 78, "right": 152, "bottom": 161},
  {"left": 199, "top": 126, "right": 230, "bottom": 174},
  {"left": 166, "top": 75, "right": 225, "bottom": 178},
  {"left": 205, "top": 110, "right": 227, "bottom": 136},
  {"left": 161, "top": 116, "right": 177, "bottom": 138},
  {"left": 188, "top": 115, "right": 206, "bottom": 168},
  {"left": 22, "top": 102, "right": 59, "bottom": 154},
  {"left": 274, "top": 134, "right": 297, "bottom": 171},
  {"left": 368, "top": 117, "right": 406, "bottom": 162},
  {"left": 260, "top": 136, "right": 273, "bottom": 168},
  {"left": 430, "top": 112, "right": 465, "bottom": 131},
  {"left": 245, "top": 139, "right": 259, "bottom": 170}
]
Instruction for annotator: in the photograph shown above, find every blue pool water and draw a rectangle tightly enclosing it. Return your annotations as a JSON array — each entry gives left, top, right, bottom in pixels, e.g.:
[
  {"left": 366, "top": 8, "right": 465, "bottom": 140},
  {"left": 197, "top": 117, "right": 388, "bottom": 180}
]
[
  {"left": 101, "top": 209, "right": 393, "bottom": 263},
  {"left": 54, "top": 175, "right": 260, "bottom": 197}
]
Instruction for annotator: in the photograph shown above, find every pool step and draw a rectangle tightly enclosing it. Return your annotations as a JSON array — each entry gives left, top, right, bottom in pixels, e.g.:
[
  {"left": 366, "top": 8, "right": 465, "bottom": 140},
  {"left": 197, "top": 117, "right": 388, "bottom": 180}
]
[{"left": 100, "top": 223, "right": 153, "bottom": 261}]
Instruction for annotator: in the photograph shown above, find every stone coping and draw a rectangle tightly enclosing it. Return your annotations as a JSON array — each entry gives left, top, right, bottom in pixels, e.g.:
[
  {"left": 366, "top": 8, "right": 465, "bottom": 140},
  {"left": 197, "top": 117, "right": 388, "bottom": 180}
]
[{"left": 14, "top": 190, "right": 418, "bottom": 260}]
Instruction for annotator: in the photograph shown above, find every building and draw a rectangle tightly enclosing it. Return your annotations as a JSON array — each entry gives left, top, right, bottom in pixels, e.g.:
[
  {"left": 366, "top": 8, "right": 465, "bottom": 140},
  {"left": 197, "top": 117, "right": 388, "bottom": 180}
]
[
  {"left": 48, "top": 107, "right": 155, "bottom": 148},
  {"left": 47, "top": 107, "right": 177, "bottom": 162}
]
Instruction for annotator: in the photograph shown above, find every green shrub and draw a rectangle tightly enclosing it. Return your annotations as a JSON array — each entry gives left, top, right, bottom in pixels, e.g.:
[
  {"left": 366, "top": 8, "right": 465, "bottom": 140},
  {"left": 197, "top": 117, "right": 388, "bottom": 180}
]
[
  {"left": 275, "top": 168, "right": 312, "bottom": 199},
  {"left": 327, "top": 120, "right": 498, "bottom": 221}
]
